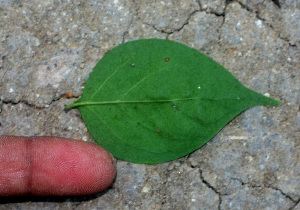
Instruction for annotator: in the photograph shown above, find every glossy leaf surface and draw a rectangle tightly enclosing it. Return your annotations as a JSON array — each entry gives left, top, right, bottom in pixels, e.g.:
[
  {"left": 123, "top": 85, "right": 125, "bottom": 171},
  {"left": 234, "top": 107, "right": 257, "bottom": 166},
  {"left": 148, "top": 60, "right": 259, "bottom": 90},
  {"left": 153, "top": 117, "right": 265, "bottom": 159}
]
[{"left": 67, "top": 39, "right": 280, "bottom": 164}]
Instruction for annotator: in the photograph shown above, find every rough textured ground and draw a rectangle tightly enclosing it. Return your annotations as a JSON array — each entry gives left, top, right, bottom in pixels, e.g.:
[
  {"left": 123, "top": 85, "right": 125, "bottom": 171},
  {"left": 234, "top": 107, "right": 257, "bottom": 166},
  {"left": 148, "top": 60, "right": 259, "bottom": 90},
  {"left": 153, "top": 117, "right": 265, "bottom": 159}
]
[{"left": 0, "top": 0, "right": 299, "bottom": 209}]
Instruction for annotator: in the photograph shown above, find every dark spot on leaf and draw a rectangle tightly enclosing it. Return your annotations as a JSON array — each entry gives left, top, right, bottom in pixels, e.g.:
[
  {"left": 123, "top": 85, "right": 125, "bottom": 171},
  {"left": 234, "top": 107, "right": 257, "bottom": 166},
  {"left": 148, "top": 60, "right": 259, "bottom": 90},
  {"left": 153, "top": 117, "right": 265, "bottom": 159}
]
[
  {"left": 165, "top": 57, "right": 170, "bottom": 62},
  {"left": 154, "top": 127, "right": 161, "bottom": 133}
]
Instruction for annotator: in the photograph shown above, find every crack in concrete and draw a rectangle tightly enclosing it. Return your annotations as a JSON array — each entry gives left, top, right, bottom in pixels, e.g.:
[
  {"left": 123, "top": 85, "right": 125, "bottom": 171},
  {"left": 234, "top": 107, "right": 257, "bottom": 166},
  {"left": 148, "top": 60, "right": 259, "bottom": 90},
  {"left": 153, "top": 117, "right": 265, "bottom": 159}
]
[
  {"left": 1, "top": 93, "right": 76, "bottom": 110},
  {"left": 148, "top": 0, "right": 228, "bottom": 40},
  {"left": 196, "top": 0, "right": 208, "bottom": 13},
  {"left": 148, "top": 8, "right": 202, "bottom": 35},
  {"left": 289, "top": 199, "right": 300, "bottom": 210},
  {"left": 127, "top": 0, "right": 296, "bottom": 49},
  {"left": 230, "top": 177, "right": 264, "bottom": 189},
  {"left": 1, "top": 99, "right": 45, "bottom": 109},
  {"left": 122, "top": 20, "right": 134, "bottom": 43},
  {"left": 122, "top": 0, "right": 138, "bottom": 43},
  {"left": 145, "top": 0, "right": 217, "bottom": 35},
  {"left": 269, "top": 186, "right": 299, "bottom": 204},
  {"left": 231, "top": 177, "right": 299, "bottom": 207},
  {"left": 153, "top": 0, "right": 296, "bottom": 48},
  {"left": 198, "top": 0, "right": 229, "bottom": 16},
  {"left": 236, "top": 0, "right": 297, "bottom": 47},
  {"left": 185, "top": 158, "right": 224, "bottom": 209},
  {"left": 199, "top": 169, "right": 225, "bottom": 210},
  {"left": 217, "top": 0, "right": 232, "bottom": 43},
  {"left": 185, "top": 156, "right": 299, "bottom": 210},
  {"left": 272, "top": 0, "right": 281, "bottom": 8}
]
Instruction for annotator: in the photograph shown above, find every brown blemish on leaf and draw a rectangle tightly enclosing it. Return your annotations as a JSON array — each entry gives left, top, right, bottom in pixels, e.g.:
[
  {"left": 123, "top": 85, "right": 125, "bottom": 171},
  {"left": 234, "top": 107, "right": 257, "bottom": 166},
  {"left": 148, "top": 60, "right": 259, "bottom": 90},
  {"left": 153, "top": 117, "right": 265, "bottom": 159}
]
[{"left": 154, "top": 127, "right": 161, "bottom": 133}]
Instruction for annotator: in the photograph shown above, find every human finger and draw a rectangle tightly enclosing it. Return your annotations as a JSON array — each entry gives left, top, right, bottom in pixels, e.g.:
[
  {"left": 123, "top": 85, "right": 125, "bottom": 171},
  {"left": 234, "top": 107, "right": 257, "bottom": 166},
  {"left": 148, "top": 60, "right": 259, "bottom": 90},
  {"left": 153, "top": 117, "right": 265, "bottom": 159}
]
[{"left": 0, "top": 136, "right": 116, "bottom": 196}]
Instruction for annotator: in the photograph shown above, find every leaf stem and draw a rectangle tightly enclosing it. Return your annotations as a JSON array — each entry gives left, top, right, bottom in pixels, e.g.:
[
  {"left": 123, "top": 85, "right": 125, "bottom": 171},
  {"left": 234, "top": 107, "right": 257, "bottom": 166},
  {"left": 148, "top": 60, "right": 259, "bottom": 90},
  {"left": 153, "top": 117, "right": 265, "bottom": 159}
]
[{"left": 66, "top": 98, "right": 197, "bottom": 109}]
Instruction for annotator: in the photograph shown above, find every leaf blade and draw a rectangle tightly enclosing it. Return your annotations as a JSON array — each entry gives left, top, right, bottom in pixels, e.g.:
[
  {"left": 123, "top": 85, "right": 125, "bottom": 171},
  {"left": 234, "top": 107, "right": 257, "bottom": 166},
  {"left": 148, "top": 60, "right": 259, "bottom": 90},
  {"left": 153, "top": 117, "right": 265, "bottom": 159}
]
[{"left": 68, "top": 39, "right": 280, "bottom": 164}]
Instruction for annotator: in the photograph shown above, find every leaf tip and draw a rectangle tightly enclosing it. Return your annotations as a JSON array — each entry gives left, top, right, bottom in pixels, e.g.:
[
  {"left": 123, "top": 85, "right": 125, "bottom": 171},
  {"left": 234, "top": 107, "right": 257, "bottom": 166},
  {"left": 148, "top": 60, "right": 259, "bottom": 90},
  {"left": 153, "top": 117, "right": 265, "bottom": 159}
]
[
  {"left": 263, "top": 96, "right": 281, "bottom": 107},
  {"left": 272, "top": 99, "right": 281, "bottom": 107}
]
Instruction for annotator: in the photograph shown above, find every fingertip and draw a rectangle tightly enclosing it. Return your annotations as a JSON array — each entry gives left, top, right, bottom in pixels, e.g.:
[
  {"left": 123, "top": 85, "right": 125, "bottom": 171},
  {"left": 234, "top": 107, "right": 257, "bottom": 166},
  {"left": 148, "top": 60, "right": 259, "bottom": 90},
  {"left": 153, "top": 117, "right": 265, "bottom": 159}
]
[
  {"left": 85, "top": 140, "right": 117, "bottom": 194},
  {"left": 30, "top": 137, "right": 117, "bottom": 196},
  {"left": 0, "top": 136, "right": 116, "bottom": 196}
]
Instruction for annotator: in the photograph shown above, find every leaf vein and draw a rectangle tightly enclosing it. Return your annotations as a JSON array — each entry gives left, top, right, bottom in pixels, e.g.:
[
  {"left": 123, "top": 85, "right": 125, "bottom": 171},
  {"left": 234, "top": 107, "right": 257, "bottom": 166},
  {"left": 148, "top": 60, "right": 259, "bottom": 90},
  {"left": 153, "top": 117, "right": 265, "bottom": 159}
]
[
  {"left": 89, "top": 57, "right": 132, "bottom": 100},
  {"left": 119, "top": 64, "right": 178, "bottom": 100},
  {"left": 67, "top": 97, "right": 242, "bottom": 108}
]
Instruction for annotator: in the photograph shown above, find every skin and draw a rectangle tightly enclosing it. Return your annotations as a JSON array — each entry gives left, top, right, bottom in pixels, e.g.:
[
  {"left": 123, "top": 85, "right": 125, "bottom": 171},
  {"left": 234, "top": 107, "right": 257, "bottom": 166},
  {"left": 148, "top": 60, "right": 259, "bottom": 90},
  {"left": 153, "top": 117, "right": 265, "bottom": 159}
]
[{"left": 0, "top": 136, "right": 116, "bottom": 196}]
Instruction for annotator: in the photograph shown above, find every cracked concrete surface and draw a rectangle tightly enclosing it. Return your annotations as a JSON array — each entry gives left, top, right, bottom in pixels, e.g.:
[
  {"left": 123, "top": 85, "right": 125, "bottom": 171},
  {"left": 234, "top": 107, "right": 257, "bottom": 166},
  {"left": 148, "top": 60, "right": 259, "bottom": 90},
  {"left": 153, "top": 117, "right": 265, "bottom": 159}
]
[{"left": 0, "top": 0, "right": 299, "bottom": 209}]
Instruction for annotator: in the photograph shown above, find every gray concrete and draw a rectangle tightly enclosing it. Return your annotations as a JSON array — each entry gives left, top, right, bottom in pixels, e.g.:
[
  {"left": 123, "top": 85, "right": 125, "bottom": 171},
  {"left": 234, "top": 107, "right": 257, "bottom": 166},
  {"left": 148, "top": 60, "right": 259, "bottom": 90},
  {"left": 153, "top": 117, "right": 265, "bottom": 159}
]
[{"left": 0, "top": 0, "right": 299, "bottom": 209}]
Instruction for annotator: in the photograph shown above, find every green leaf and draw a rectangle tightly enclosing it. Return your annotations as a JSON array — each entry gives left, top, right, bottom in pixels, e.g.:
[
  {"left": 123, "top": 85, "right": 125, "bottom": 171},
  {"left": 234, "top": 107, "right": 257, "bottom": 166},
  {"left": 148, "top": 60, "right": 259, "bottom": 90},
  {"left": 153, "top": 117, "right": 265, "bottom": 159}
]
[{"left": 67, "top": 39, "right": 280, "bottom": 164}]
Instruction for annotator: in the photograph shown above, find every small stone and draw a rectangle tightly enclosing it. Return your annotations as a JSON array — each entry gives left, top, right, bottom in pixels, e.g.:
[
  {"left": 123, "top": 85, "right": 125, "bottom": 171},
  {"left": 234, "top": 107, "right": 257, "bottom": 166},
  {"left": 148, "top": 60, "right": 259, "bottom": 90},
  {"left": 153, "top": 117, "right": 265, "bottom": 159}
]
[
  {"left": 142, "top": 186, "right": 150, "bottom": 193},
  {"left": 79, "top": 63, "right": 85, "bottom": 69}
]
